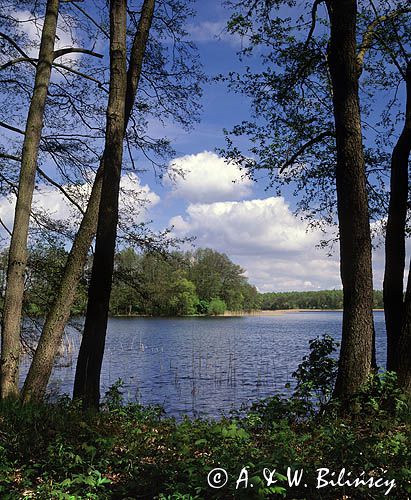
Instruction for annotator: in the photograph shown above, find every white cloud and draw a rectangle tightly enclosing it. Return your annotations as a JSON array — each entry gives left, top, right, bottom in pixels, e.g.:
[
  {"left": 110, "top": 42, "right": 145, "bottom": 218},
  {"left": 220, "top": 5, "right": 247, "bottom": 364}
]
[
  {"left": 187, "top": 21, "right": 227, "bottom": 42},
  {"left": 165, "top": 151, "right": 253, "bottom": 203},
  {"left": 169, "top": 196, "right": 342, "bottom": 291},
  {"left": 186, "top": 20, "right": 243, "bottom": 47},
  {"left": 11, "top": 9, "right": 86, "bottom": 66},
  {"left": 169, "top": 195, "right": 396, "bottom": 291},
  {"left": 0, "top": 173, "right": 159, "bottom": 235}
]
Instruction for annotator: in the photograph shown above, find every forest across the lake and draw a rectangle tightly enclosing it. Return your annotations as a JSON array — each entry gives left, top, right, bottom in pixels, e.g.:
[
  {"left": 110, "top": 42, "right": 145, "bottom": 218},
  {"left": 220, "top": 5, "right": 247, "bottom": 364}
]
[{"left": 0, "top": 245, "right": 384, "bottom": 317}]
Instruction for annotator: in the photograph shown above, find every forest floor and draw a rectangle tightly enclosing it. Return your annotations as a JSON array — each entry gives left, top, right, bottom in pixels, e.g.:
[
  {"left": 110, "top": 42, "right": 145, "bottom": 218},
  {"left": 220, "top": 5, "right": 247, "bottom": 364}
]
[{"left": 0, "top": 372, "right": 409, "bottom": 499}]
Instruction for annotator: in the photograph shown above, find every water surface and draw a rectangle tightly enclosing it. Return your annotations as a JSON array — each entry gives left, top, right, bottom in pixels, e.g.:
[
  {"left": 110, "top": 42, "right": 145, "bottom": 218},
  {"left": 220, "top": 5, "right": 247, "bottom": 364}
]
[{"left": 22, "top": 311, "right": 386, "bottom": 417}]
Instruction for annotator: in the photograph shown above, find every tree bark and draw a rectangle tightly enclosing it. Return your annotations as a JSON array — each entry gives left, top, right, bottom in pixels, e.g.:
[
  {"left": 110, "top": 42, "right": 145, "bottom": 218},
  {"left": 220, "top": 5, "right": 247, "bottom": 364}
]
[
  {"left": 0, "top": 0, "right": 60, "bottom": 399},
  {"left": 399, "top": 260, "right": 411, "bottom": 395},
  {"left": 383, "top": 62, "right": 411, "bottom": 372},
  {"left": 21, "top": 0, "right": 155, "bottom": 404},
  {"left": 325, "top": 0, "right": 374, "bottom": 398},
  {"left": 20, "top": 168, "right": 102, "bottom": 403},
  {"left": 73, "top": 0, "right": 127, "bottom": 409}
]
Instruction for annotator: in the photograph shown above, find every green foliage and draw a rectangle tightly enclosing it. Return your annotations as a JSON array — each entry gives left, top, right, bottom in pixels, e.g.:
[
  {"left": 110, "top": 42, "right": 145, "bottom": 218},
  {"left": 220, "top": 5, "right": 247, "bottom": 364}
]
[
  {"left": 0, "top": 371, "right": 409, "bottom": 499},
  {"left": 168, "top": 277, "right": 199, "bottom": 316},
  {"left": 102, "top": 378, "right": 125, "bottom": 411},
  {"left": 292, "top": 334, "right": 339, "bottom": 407},
  {"left": 260, "top": 289, "right": 384, "bottom": 310},
  {"left": 207, "top": 297, "right": 227, "bottom": 316},
  {"left": 1, "top": 244, "right": 259, "bottom": 317},
  {"left": 24, "top": 244, "right": 87, "bottom": 317},
  {"left": 196, "top": 299, "right": 209, "bottom": 315},
  {"left": 219, "top": 1, "right": 408, "bottom": 229},
  {"left": 188, "top": 248, "right": 260, "bottom": 312}
]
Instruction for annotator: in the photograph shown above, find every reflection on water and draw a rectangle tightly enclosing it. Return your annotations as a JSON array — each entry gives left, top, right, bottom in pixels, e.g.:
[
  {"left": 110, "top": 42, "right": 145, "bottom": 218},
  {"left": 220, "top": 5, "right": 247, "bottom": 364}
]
[{"left": 21, "top": 311, "right": 386, "bottom": 418}]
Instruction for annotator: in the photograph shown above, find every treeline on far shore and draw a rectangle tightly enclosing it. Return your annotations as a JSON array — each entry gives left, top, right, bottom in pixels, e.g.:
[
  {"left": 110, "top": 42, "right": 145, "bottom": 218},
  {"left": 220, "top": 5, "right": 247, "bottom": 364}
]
[
  {"left": 0, "top": 244, "right": 384, "bottom": 317},
  {"left": 0, "top": 245, "right": 260, "bottom": 317},
  {"left": 260, "top": 289, "right": 384, "bottom": 310}
]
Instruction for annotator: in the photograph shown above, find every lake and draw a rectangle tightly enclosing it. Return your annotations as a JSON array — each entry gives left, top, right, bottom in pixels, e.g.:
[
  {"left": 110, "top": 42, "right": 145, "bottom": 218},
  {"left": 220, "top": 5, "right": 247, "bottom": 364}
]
[{"left": 21, "top": 311, "right": 387, "bottom": 418}]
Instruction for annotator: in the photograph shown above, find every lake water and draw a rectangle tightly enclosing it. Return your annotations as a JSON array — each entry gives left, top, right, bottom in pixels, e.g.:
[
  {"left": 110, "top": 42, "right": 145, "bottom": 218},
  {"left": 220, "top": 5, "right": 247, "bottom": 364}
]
[{"left": 21, "top": 311, "right": 387, "bottom": 418}]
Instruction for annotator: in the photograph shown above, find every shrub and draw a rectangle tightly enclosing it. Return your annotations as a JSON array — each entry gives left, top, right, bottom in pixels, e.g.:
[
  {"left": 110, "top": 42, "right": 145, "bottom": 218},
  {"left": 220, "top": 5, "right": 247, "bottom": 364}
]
[{"left": 207, "top": 297, "right": 226, "bottom": 316}]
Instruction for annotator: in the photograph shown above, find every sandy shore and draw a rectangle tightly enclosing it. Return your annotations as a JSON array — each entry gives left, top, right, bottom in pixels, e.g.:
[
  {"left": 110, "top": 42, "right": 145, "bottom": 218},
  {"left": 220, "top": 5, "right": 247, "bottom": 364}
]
[
  {"left": 223, "top": 309, "right": 384, "bottom": 317},
  {"left": 223, "top": 309, "right": 313, "bottom": 316}
]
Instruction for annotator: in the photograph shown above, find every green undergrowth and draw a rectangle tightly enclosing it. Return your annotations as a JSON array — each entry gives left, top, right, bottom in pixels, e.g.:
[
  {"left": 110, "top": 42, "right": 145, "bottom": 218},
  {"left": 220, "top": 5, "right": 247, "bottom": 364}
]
[{"left": 0, "top": 338, "right": 409, "bottom": 499}]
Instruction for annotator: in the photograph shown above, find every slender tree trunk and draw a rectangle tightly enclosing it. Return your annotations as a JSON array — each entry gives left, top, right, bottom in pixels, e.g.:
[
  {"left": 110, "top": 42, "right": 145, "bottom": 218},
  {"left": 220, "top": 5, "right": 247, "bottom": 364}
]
[
  {"left": 21, "top": 0, "right": 155, "bottom": 404},
  {"left": 383, "top": 62, "right": 411, "bottom": 372},
  {"left": 20, "top": 169, "right": 102, "bottom": 402},
  {"left": 399, "top": 260, "right": 411, "bottom": 395},
  {"left": 325, "top": 0, "right": 374, "bottom": 398},
  {"left": 72, "top": 0, "right": 128, "bottom": 409},
  {"left": 73, "top": 0, "right": 127, "bottom": 408},
  {"left": 0, "top": 0, "right": 59, "bottom": 399}
]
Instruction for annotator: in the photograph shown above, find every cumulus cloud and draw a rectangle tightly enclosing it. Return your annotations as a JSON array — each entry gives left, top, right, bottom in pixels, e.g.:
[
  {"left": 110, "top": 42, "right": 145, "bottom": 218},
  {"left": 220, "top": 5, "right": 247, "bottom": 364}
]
[
  {"left": 165, "top": 151, "right": 253, "bottom": 203},
  {"left": 170, "top": 196, "right": 342, "bottom": 291}
]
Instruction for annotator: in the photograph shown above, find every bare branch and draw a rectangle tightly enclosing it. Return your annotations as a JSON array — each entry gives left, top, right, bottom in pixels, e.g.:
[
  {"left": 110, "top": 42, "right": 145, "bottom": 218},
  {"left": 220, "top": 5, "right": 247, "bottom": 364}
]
[
  {"left": 53, "top": 47, "right": 103, "bottom": 60},
  {"left": 304, "top": 0, "right": 324, "bottom": 49},
  {"left": 0, "top": 31, "right": 36, "bottom": 67},
  {"left": 279, "top": 131, "right": 335, "bottom": 173},
  {"left": 0, "top": 53, "right": 105, "bottom": 89},
  {"left": 0, "top": 152, "right": 20, "bottom": 162},
  {"left": 70, "top": 2, "right": 110, "bottom": 38},
  {"left": 357, "top": 5, "right": 411, "bottom": 75},
  {"left": 52, "top": 62, "right": 107, "bottom": 89},
  {"left": 0, "top": 120, "right": 25, "bottom": 135},
  {"left": 0, "top": 57, "right": 37, "bottom": 71},
  {"left": 0, "top": 171, "right": 17, "bottom": 192},
  {"left": 36, "top": 166, "right": 85, "bottom": 215},
  {"left": 0, "top": 217, "right": 12, "bottom": 236},
  {"left": 0, "top": 151, "right": 86, "bottom": 215}
]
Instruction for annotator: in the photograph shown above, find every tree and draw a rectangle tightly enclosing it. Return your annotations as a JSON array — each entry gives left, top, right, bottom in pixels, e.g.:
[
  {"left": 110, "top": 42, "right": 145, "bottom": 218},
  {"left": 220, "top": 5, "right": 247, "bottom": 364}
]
[
  {"left": 399, "top": 261, "right": 411, "bottom": 393},
  {"left": 207, "top": 298, "right": 227, "bottom": 316},
  {"left": 0, "top": 0, "right": 106, "bottom": 401},
  {"left": 73, "top": 0, "right": 145, "bottom": 409},
  {"left": 0, "top": 0, "right": 61, "bottom": 398},
  {"left": 188, "top": 248, "right": 248, "bottom": 310},
  {"left": 22, "top": 0, "right": 202, "bottom": 403},
  {"left": 384, "top": 61, "right": 411, "bottom": 371},
  {"left": 223, "top": 0, "right": 380, "bottom": 397},
  {"left": 377, "top": 16, "right": 411, "bottom": 383},
  {"left": 168, "top": 277, "right": 199, "bottom": 316},
  {"left": 325, "top": 0, "right": 374, "bottom": 398},
  {"left": 110, "top": 248, "right": 142, "bottom": 315}
]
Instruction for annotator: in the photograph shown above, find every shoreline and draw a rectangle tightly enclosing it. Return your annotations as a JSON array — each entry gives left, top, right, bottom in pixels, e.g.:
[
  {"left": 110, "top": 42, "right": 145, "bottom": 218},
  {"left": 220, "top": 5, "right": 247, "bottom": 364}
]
[
  {"left": 110, "top": 309, "right": 384, "bottom": 318},
  {"left": 223, "top": 309, "right": 384, "bottom": 316}
]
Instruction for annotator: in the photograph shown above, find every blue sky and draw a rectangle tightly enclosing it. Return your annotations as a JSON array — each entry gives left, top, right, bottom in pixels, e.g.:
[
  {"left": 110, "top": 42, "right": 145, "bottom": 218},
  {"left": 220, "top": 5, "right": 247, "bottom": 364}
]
[
  {"left": 135, "top": 0, "right": 344, "bottom": 292},
  {"left": 0, "top": 0, "right": 401, "bottom": 292}
]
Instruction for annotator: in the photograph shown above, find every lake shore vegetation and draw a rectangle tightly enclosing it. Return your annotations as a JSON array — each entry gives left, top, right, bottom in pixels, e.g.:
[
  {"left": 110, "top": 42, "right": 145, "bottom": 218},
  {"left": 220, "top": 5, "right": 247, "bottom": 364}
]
[
  {"left": 0, "top": 245, "right": 386, "bottom": 317},
  {"left": 0, "top": 245, "right": 261, "bottom": 318},
  {"left": 0, "top": 337, "right": 409, "bottom": 499}
]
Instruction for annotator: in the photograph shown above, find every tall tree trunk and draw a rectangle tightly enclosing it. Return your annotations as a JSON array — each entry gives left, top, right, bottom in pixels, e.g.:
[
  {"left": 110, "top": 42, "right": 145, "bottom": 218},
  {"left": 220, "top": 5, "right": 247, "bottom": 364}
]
[
  {"left": 383, "top": 62, "right": 411, "bottom": 372},
  {"left": 20, "top": 169, "right": 102, "bottom": 402},
  {"left": 325, "top": 0, "right": 374, "bottom": 398},
  {"left": 73, "top": 0, "right": 127, "bottom": 409},
  {"left": 399, "top": 260, "right": 411, "bottom": 395},
  {"left": 0, "top": 0, "right": 60, "bottom": 399},
  {"left": 21, "top": 0, "right": 155, "bottom": 404},
  {"left": 72, "top": 0, "right": 128, "bottom": 409}
]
